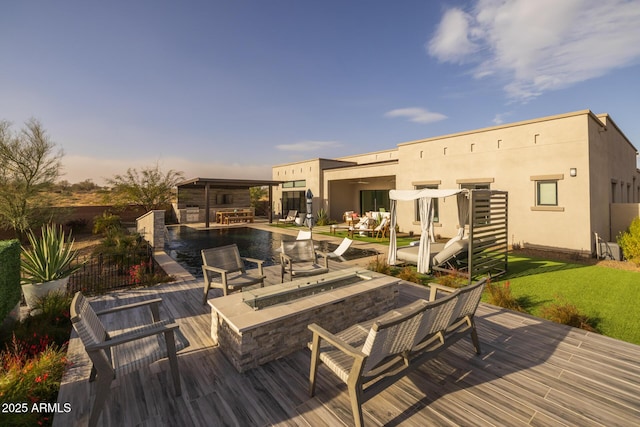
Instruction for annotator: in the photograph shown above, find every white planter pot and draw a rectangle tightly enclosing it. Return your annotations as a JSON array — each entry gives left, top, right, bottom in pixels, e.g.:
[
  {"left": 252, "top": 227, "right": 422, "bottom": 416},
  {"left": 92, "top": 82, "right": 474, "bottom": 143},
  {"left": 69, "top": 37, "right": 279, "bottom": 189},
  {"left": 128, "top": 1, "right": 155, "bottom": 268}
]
[{"left": 21, "top": 277, "right": 70, "bottom": 312}]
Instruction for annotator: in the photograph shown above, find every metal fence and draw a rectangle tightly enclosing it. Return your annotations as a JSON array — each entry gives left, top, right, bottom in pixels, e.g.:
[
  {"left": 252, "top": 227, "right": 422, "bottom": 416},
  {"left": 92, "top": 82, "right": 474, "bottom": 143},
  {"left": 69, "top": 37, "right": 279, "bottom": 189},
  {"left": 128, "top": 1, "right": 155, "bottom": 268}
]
[{"left": 67, "top": 244, "right": 165, "bottom": 295}]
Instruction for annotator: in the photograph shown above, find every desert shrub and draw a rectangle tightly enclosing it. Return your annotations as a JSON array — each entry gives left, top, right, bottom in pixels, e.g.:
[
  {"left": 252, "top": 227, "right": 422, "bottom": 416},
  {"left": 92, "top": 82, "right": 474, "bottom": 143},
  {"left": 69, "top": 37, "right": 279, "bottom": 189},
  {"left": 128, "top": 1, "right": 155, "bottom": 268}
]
[
  {"left": 0, "top": 292, "right": 72, "bottom": 355},
  {"left": 92, "top": 228, "right": 145, "bottom": 259},
  {"left": 0, "top": 240, "right": 21, "bottom": 322},
  {"left": 434, "top": 272, "right": 468, "bottom": 288},
  {"left": 540, "top": 295, "right": 597, "bottom": 332},
  {"left": 92, "top": 212, "right": 122, "bottom": 235},
  {"left": 367, "top": 256, "right": 391, "bottom": 275},
  {"left": 397, "top": 266, "right": 421, "bottom": 284},
  {"left": 485, "top": 280, "right": 524, "bottom": 312},
  {"left": 617, "top": 216, "right": 640, "bottom": 265}
]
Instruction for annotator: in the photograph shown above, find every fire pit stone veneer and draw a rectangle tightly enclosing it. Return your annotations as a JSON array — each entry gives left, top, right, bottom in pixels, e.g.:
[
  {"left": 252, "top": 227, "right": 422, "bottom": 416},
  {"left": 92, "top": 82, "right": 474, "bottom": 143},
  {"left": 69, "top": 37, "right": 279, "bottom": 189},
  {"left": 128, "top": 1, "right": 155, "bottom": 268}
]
[{"left": 208, "top": 268, "right": 400, "bottom": 372}]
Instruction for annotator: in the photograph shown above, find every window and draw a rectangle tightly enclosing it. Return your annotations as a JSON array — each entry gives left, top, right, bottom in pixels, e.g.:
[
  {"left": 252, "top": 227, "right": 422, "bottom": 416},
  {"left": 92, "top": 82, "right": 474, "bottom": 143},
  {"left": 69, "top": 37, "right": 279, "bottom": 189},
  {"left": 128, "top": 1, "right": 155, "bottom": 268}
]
[
  {"left": 536, "top": 181, "right": 558, "bottom": 206},
  {"left": 460, "top": 183, "right": 490, "bottom": 190},
  {"left": 414, "top": 185, "right": 439, "bottom": 222},
  {"left": 282, "top": 180, "right": 306, "bottom": 189}
]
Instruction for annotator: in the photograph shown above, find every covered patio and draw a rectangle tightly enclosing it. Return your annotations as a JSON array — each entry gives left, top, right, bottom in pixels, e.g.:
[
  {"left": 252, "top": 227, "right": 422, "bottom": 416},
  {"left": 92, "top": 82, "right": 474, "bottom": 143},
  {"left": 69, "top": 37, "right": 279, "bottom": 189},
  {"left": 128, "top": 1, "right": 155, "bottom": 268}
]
[
  {"left": 54, "top": 254, "right": 640, "bottom": 426},
  {"left": 175, "top": 177, "right": 282, "bottom": 228}
]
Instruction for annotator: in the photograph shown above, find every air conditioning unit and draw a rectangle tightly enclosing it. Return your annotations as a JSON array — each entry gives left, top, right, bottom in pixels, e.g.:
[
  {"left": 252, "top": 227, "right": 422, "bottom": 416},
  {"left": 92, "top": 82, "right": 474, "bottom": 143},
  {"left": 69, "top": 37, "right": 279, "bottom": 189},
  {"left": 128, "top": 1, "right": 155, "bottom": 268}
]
[{"left": 599, "top": 242, "right": 622, "bottom": 261}]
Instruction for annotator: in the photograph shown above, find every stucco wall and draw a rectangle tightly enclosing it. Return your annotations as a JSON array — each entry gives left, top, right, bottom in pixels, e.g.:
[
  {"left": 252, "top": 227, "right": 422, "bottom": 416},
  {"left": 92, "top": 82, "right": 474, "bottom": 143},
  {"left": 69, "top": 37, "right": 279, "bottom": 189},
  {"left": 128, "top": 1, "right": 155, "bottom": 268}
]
[
  {"left": 270, "top": 110, "right": 639, "bottom": 254},
  {"left": 396, "top": 112, "right": 593, "bottom": 252},
  {"left": 611, "top": 204, "right": 640, "bottom": 239}
]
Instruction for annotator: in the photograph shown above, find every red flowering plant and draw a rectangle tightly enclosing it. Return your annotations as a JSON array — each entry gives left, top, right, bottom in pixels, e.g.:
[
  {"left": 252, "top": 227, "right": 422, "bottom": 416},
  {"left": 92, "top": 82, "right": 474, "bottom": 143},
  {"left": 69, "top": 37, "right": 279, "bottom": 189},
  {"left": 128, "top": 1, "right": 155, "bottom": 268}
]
[
  {"left": 128, "top": 259, "right": 153, "bottom": 285},
  {"left": 0, "top": 293, "right": 72, "bottom": 427},
  {"left": 127, "top": 258, "right": 173, "bottom": 287}
]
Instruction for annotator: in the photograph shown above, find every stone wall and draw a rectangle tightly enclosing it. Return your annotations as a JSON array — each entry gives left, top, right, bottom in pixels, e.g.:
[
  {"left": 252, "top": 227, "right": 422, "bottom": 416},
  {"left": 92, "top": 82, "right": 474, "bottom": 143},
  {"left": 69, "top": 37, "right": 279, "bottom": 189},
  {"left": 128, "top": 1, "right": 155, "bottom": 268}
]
[{"left": 136, "top": 210, "right": 165, "bottom": 250}]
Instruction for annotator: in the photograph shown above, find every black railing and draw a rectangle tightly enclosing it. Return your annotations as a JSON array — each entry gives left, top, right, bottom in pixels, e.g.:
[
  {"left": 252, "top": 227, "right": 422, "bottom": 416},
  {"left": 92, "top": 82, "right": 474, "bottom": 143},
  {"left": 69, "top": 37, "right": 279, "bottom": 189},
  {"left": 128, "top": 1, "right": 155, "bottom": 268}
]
[{"left": 68, "top": 244, "right": 165, "bottom": 295}]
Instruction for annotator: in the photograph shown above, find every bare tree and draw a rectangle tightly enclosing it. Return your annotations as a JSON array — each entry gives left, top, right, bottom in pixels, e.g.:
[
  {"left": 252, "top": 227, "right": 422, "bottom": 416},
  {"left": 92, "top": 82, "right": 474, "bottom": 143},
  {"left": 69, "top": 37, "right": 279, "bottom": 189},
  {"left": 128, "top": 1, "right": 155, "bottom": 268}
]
[
  {"left": 0, "top": 119, "right": 62, "bottom": 236},
  {"left": 106, "top": 163, "right": 184, "bottom": 212}
]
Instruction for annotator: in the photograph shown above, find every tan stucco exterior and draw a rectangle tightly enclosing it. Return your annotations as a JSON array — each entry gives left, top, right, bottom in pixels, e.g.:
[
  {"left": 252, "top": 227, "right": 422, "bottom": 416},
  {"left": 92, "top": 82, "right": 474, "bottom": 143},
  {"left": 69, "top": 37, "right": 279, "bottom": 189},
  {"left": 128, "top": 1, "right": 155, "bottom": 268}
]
[{"left": 272, "top": 110, "right": 640, "bottom": 254}]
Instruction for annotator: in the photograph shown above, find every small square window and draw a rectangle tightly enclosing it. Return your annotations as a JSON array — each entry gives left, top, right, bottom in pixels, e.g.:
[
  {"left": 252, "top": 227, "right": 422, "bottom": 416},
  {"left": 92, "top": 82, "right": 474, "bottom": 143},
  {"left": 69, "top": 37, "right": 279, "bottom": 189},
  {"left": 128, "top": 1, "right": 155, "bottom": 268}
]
[{"left": 537, "top": 181, "right": 558, "bottom": 206}]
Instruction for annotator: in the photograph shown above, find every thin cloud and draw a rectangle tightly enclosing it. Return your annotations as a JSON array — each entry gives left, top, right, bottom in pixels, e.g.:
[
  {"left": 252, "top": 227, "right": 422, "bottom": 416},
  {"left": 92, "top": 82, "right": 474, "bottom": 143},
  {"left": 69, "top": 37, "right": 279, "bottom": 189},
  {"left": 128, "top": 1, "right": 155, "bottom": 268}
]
[
  {"left": 275, "top": 140, "right": 342, "bottom": 152},
  {"left": 384, "top": 108, "right": 448, "bottom": 124},
  {"left": 427, "top": 0, "right": 640, "bottom": 101},
  {"left": 492, "top": 112, "right": 512, "bottom": 125}
]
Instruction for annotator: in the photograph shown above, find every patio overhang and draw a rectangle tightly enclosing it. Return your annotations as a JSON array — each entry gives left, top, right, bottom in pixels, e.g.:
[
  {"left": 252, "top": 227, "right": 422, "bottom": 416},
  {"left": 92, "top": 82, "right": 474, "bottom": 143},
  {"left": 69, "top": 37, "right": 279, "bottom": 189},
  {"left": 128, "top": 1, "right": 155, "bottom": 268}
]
[{"left": 176, "top": 177, "right": 283, "bottom": 227}]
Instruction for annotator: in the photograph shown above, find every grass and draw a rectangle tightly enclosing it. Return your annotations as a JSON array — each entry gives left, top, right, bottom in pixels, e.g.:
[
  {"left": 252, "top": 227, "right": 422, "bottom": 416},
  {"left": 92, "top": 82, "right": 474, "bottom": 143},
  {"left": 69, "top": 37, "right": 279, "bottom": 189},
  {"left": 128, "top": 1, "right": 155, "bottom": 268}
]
[
  {"left": 318, "top": 229, "right": 418, "bottom": 247},
  {"left": 490, "top": 254, "right": 640, "bottom": 345}
]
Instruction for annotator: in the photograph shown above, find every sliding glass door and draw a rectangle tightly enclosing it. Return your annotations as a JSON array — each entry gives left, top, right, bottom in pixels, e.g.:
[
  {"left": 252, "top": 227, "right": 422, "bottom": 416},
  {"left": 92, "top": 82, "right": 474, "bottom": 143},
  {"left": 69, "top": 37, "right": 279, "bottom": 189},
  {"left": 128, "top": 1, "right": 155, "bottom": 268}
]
[{"left": 360, "top": 190, "right": 390, "bottom": 213}]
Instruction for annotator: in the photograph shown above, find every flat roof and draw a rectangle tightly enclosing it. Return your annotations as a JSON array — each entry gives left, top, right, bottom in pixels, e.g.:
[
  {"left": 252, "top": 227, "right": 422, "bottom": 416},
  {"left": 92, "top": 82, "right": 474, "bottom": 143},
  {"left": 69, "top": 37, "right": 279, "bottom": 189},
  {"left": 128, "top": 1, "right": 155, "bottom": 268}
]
[{"left": 177, "top": 177, "right": 283, "bottom": 189}]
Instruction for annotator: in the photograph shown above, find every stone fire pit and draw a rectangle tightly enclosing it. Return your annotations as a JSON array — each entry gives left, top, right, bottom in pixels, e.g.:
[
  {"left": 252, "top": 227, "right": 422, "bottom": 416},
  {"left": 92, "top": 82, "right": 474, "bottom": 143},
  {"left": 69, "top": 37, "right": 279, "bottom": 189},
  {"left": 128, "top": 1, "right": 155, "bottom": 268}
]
[{"left": 208, "top": 267, "right": 399, "bottom": 372}]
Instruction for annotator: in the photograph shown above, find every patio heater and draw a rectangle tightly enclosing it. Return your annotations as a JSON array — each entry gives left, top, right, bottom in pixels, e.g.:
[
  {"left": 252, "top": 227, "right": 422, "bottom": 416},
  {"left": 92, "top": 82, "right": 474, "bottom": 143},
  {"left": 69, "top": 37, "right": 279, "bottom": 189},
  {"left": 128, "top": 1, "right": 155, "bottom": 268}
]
[{"left": 305, "top": 189, "right": 314, "bottom": 230}]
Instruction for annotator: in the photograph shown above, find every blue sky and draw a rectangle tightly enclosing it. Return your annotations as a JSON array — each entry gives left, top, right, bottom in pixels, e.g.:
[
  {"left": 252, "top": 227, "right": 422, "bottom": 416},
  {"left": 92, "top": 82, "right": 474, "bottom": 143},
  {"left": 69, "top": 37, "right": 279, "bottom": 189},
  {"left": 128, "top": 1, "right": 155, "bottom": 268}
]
[{"left": 2, "top": 0, "right": 640, "bottom": 184}]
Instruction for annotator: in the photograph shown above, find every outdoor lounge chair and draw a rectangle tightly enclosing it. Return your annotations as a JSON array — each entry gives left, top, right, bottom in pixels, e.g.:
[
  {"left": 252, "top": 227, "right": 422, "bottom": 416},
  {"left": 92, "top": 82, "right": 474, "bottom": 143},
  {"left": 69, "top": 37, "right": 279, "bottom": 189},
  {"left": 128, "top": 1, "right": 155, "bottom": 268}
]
[
  {"left": 348, "top": 217, "right": 388, "bottom": 238},
  {"left": 280, "top": 239, "right": 329, "bottom": 282},
  {"left": 326, "top": 237, "right": 353, "bottom": 261},
  {"left": 395, "top": 237, "right": 469, "bottom": 268},
  {"left": 296, "top": 230, "right": 312, "bottom": 240},
  {"left": 201, "top": 243, "right": 266, "bottom": 303},
  {"left": 70, "top": 292, "right": 190, "bottom": 427},
  {"left": 278, "top": 210, "right": 298, "bottom": 224}
]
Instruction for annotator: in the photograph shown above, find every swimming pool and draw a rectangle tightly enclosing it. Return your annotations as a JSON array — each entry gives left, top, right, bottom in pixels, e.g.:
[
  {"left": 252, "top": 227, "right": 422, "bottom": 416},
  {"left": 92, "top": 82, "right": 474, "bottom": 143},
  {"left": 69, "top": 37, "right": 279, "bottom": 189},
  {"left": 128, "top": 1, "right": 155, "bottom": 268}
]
[{"left": 164, "top": 226, "right": 378, "bottom": 278}]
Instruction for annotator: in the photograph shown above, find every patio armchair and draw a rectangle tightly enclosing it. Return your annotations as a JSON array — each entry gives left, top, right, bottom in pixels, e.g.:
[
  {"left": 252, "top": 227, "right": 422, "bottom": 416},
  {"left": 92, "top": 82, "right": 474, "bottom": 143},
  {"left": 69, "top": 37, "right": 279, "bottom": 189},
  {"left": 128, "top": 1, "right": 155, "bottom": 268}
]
[
  {"left": 201, "top": 243, "right": 266, "bottom": 303},
  {"left": 280, "top": 239, "right": 329, "bottom": 282},
  {"left": 70, "top": 292, "right": 190, "bottom": 427},
  {"left": 278, "top": 210, "right": 298, "bottom": 224}
]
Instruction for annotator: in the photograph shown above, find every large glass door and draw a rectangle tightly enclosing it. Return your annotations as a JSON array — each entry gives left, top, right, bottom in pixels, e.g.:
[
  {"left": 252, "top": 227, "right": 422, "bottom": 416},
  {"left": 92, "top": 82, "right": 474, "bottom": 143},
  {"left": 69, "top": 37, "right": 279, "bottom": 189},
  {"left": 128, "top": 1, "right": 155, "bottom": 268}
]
[
  {"left": 282, "top": 191, "right": 306, "bottom": 213},
  {"left": 360, "top": 190, "right": 389, "bottom": 213}
]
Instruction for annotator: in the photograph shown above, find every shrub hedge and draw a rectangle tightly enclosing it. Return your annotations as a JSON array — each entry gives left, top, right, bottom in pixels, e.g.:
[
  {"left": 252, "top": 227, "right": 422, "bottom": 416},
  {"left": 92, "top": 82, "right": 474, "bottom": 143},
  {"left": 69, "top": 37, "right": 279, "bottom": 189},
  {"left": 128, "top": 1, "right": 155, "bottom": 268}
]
[{"left": 0, "top": 240, "right": 21, "bottom": 322}]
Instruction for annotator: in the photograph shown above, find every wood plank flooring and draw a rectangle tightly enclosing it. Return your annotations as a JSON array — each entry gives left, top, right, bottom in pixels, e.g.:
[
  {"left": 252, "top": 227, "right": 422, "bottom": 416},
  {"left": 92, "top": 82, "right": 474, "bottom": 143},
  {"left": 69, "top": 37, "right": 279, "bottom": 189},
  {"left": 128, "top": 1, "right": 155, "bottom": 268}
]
[{"left": 54, "top": 259, "right": 640, "bottom": 426}]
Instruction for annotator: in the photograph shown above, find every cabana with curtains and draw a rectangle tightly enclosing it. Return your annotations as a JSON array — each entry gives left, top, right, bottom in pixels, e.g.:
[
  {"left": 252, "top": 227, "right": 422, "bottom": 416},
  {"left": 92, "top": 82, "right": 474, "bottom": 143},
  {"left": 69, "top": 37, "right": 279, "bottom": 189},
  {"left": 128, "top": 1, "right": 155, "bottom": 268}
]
[{"left": 388, "top": 189, "right": 508, "bottom": 281}]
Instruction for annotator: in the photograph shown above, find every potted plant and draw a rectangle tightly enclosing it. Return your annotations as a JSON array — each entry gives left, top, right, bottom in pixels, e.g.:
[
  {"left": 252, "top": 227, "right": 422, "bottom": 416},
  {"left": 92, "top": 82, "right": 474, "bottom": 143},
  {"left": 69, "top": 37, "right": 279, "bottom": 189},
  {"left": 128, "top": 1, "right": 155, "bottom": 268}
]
[{"left": 21, "top": 224, "right": 82, "bottom": 312}]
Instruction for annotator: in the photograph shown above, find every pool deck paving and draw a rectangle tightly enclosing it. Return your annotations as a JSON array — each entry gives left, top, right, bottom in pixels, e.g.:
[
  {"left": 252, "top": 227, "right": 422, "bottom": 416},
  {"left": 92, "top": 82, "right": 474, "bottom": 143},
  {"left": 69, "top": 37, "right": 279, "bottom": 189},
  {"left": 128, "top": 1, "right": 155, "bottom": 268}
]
[{"left": 53, "top": 224, "right": 640, "bottom": 426}]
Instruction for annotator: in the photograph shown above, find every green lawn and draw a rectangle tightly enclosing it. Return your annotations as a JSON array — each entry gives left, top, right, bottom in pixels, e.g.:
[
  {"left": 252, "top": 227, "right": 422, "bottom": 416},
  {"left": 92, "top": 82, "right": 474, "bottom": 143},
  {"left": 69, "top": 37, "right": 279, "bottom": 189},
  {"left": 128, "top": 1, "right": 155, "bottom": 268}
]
[
  {"left": 272, "top": 224, "right": 640, "bottom": 345},
  {"left": 492, "top": 254, "right": 640, "bottom": 345}
]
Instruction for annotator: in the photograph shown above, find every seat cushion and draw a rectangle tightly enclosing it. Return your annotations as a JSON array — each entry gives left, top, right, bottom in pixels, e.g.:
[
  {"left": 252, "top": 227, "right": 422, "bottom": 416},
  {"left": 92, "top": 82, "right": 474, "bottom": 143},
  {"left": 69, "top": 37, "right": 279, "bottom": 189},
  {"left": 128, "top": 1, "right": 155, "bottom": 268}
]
[{"left": 313, "top": 323, "right": 371, "bottom": 383}]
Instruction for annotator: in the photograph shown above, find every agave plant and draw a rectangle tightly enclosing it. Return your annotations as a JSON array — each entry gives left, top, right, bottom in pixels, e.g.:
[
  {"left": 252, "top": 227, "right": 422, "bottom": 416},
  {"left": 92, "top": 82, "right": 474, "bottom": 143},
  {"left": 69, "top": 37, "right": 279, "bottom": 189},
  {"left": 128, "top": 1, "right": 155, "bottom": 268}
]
[
  {"left": 315, "top": 208, "right": 329, "bottom": 226},
  {"left": 21, "top": 224, "right": 82, "bottom": 284}
]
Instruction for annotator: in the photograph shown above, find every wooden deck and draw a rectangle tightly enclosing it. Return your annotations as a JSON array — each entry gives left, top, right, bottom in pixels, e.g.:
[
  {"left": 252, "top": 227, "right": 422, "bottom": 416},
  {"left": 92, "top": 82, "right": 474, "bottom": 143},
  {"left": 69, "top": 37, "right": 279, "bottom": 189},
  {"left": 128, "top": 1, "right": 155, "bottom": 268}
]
[{"left": 54, "top": 259, "right": 640, "bottom": 426}]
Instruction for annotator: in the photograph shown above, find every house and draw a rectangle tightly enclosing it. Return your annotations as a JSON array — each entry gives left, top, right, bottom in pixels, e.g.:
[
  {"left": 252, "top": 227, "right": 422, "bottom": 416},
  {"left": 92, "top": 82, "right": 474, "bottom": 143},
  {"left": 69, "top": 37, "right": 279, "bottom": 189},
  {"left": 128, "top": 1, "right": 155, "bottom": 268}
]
[{"left": 272, "top": 110, "right": 640, "bottom": 255}]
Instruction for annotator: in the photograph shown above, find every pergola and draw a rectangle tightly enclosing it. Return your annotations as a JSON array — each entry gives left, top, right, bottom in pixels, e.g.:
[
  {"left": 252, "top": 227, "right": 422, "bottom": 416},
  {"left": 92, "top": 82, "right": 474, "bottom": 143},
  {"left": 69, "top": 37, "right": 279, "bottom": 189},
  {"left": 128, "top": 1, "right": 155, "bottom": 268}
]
[{"left": 176, "top": 177, "right": 283, "bottom": 228}]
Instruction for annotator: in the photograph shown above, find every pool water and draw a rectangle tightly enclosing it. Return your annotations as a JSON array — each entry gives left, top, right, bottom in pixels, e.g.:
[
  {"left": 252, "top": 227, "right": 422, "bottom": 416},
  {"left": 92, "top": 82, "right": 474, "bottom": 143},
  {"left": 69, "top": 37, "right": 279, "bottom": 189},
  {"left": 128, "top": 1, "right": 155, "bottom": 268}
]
[{"left": 165, "top": 226, "right": 378, "bottom": 278}]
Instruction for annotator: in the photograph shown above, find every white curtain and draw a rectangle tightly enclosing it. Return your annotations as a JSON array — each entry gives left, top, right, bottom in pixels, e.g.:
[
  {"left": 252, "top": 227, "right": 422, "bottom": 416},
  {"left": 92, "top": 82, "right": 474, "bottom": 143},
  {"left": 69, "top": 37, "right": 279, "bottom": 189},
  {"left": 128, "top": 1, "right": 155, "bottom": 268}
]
[
  {"left": 388, "top": 199, "right": 398, "bottom": 265},
  {"left": 456, "top": 192, "right": 470, "bottom": 239},
  {"left": 387, "top": 188, "right": 463, "bottom": 271},
  {"left": 417, "top": 197, "right": 433, "bottom": 273}
]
